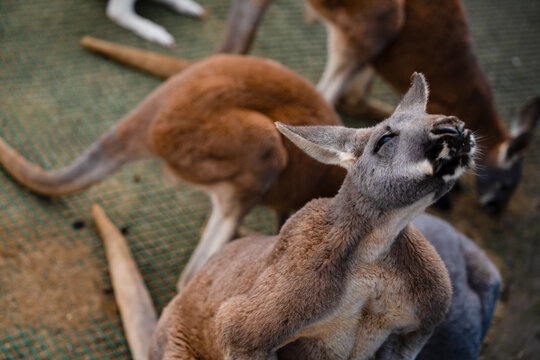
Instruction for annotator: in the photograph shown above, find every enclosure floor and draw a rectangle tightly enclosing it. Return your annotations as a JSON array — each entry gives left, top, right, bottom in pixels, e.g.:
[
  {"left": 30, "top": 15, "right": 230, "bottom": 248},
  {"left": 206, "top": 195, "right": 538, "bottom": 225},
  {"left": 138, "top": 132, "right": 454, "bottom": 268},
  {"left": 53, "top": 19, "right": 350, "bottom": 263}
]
[{"left": 0, "top": 0, "right": 539, "bottom": 359}]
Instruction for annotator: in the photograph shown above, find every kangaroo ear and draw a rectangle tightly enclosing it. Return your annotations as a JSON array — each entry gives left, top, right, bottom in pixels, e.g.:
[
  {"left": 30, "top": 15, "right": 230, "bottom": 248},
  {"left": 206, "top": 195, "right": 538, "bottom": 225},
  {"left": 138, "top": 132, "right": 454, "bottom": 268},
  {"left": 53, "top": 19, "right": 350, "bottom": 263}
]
[
  {"left": 504, "top": 96, "right": 540, "bottom": 162},
  {"left": 394, "top": 72, "right": 429, "bottom": 114},
  {"left": 275, "top": 123, "right": 363, "bottom": 169}
]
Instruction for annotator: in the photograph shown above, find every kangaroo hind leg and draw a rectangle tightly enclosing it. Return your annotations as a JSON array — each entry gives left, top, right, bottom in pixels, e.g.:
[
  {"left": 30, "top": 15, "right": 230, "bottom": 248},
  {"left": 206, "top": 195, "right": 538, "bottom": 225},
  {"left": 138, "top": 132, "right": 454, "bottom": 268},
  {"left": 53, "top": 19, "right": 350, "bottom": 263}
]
[{"left": 176, "top": 184, "right": 253, "bottom": 291}]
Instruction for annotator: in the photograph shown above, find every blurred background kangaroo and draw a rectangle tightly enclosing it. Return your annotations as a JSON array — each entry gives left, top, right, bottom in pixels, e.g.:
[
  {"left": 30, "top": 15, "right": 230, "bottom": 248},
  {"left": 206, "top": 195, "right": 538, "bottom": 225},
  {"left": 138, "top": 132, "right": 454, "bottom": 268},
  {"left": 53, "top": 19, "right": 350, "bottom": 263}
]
[
  {"left": 87, "top": 0, "right": 540, "bottom": 212},
  {"left": 0, "top": 55, "right": 346, "bottom": 288}
]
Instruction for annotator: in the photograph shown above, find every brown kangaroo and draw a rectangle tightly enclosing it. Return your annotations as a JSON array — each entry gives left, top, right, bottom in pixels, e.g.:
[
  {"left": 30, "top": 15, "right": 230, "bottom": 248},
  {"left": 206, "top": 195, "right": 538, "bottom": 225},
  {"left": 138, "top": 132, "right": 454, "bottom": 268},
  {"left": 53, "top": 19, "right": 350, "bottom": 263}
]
[
  {"left": 171, "top": 0, "right": 540, "bottom": 212},
  {"left": 0, "top": 54, "right": 346, "bottom": 289},
  {"left": 95, "top": 207, "right": 501, "bottom": 360},
  {"left": 92, "top": 73, "right": 478, "bottom": 359}
]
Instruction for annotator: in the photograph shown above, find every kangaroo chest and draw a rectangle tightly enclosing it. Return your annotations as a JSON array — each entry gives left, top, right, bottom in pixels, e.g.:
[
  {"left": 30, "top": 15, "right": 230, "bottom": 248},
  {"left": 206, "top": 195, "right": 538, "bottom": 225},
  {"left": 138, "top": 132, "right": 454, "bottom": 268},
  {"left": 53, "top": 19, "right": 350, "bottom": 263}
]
[{"left": 281, "top": 253, "right": 422, "bottom": 359}]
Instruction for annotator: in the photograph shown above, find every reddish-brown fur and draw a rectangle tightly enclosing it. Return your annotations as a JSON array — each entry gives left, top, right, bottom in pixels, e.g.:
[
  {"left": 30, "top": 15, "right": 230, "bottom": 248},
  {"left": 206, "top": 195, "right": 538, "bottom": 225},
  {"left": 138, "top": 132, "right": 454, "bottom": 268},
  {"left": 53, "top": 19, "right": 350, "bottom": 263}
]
[
  {"left": 147, "top": 57, "right": 344, "bottom": 212},
  {"left": 216, "top": 0, "right": 509, "bottom": 164},
  {"left": 80, "top": 36, "right": 190, "bottom": 78},
  {"left": 314, "top": 0, "right": 508, "bottom": 161}
]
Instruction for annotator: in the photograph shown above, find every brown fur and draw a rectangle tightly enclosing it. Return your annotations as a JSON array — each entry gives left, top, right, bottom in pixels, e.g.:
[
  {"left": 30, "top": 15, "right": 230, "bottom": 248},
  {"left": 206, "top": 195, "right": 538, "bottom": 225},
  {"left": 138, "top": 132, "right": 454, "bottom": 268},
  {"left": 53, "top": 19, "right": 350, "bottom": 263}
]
[
  {"left": 218, "top": 0, "right": 274, "bottom": 54},
  {"left": 81, "top": 0, "right": 510, "bottom": 162},
  {"left": 216, "top": 0, "right": 511, "bottom": 164},
  {"left": 156, "top": 196, "right": 451, "bottom": 359},
  {"left": 216, "top": 0, "right": 540, "bottom": 211},
  {"left": 94, "top": 189, "right": 452, "bottom": 359},
  {"left": 146, "top": 56, "right": 344, "bottom": 211},
  {"left": 307, "top": 0, "right": 540, "bottom": 211}
]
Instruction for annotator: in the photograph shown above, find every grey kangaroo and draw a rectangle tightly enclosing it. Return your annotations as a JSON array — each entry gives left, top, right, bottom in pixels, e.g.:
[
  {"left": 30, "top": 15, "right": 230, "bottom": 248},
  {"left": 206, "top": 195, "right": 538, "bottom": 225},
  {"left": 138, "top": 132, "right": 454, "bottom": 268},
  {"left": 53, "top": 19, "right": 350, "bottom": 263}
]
[{"left": 92, "top": 73, "right": 480, "bottom": 359}]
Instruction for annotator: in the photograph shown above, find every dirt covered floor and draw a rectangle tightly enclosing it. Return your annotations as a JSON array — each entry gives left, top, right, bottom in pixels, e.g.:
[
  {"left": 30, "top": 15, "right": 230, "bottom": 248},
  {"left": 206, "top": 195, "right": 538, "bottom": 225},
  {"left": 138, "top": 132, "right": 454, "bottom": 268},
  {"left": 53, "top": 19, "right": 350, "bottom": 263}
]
[{"left": 0, "top": 0, "right": 539, "bottom": 359}]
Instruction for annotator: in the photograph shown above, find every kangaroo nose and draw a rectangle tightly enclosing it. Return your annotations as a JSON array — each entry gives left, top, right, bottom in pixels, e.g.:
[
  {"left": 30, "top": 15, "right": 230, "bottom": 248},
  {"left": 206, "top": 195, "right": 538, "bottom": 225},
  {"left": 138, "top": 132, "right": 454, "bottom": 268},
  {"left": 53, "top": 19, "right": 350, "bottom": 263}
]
[{"left": 431, "top": 117, "right": 466, "bottom": 137}]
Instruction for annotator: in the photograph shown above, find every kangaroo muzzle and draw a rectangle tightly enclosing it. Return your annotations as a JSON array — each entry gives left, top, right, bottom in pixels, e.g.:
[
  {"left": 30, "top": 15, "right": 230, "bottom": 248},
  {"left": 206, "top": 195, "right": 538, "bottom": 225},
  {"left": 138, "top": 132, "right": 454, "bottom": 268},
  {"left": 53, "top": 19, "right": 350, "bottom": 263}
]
[{"left": 426, "top": 117, "right": 476, "bottom": 180}]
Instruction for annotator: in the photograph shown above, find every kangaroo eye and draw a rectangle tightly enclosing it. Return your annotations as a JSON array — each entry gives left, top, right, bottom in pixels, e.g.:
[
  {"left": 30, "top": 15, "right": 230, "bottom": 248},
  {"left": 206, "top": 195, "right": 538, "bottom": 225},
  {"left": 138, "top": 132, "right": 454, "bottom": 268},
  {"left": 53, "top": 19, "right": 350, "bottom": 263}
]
[{"left": 375, "top": 134, "right": 395, "bottom": 153}]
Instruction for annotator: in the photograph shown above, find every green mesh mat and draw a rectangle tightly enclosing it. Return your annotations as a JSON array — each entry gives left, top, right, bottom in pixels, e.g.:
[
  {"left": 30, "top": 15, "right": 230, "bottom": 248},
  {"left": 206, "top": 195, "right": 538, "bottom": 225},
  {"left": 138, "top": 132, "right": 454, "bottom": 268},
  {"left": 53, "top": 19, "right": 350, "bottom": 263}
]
[{"left": 0, "top": 0, "right": 539, "bottom": 359}]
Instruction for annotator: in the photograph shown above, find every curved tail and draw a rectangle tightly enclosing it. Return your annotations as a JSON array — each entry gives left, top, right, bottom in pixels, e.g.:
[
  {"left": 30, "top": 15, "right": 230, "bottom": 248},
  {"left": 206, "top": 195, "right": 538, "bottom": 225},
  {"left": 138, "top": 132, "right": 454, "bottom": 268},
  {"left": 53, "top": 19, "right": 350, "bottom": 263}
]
[
  {"left": 92, "top": 204, "right": 157, "bottom": 360},
  {"left": 461, "top": 238, "right": 501, "bottom": 339},
  {"left": 81, "top": 36, "right": 191, "bottom": 79},
  {"left": 0, "top": 126, "right": 146, "bottom": 196}
]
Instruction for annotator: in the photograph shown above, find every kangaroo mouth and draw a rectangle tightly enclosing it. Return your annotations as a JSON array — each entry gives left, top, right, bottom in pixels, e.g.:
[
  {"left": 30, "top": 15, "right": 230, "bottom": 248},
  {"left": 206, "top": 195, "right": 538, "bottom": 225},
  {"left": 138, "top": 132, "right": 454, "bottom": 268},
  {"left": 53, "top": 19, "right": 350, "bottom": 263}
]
[{"left": 426, "top": 130, "right": 476, "bottom": 182}]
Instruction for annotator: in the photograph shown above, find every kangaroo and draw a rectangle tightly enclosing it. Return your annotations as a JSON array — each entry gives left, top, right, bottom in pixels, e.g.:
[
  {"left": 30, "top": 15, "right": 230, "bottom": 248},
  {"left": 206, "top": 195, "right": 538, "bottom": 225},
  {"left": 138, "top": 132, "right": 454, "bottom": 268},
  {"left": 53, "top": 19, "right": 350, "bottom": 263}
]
[
  {"left": 92, "top": 73, "right": 479, "bottom": 359},
  {"left": 105, "top": 0, "right": 206, "bottom": 47},
  {"left": 92, "top": 211, "right": 500, "bottom": 360},
  {"left": 0, "top": 55, "right": 346, "bottom": 289},
  {"left": 217, "top": 0, "right": 540, "bottom": 212}
]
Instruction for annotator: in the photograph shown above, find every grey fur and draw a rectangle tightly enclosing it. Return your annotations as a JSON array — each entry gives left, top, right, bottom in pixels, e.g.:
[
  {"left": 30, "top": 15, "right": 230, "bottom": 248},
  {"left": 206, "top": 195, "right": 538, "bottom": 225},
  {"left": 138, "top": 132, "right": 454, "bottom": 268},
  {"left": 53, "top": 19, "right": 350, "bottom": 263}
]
[
  {"left": 414, "top": 214, "right": 501, "bottom": 360},
  {"left": 275, "top": 123, "right": 362, "bottom": 167},
  {"left": 394, "top": 72, "right": 429, "bottom": 114}
]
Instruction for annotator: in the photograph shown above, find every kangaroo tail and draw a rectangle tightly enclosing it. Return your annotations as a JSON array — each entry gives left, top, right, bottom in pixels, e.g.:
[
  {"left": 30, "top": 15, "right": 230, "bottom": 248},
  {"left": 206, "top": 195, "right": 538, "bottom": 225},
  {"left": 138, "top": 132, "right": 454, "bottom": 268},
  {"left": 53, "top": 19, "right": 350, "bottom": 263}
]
[
  {"left": 92, "top": 204, "right": 157, "bottom": 360},
  {"left": 461, "top": 237, "right": 502, "bottom": 339},
  {"left": 0, "top": 125, "right": 147, "bottom": 196},
  {"left": 81, "top": 36, "right": 190, "bottom": 79}
]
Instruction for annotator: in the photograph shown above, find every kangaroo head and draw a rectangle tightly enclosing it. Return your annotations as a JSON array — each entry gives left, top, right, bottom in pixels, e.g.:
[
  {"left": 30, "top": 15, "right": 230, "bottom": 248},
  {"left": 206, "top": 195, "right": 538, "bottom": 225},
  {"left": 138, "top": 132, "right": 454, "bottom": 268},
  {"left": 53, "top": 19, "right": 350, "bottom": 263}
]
[
  {"left": 476, "top": 96, "right": 540, "bottom": 213},
  {"left": 277, "top": 73, "right": 476, "bottom": 209}
]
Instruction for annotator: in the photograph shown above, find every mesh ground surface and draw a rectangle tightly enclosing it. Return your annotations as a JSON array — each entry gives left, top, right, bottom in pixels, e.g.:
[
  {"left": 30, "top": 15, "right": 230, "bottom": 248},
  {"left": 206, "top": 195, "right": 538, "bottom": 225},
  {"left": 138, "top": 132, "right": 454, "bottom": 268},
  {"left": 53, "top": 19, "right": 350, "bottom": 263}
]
[{"left": 1, "top": 0, "right": 539, "bottom": 359}]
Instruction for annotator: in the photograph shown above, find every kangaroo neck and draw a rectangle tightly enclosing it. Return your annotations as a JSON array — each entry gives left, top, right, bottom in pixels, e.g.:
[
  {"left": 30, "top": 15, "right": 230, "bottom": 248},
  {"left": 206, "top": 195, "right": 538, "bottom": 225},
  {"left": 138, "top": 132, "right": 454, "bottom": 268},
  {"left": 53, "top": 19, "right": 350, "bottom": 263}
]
[{"left": 326, "top": 177, "right": 432, "bottom": 265}]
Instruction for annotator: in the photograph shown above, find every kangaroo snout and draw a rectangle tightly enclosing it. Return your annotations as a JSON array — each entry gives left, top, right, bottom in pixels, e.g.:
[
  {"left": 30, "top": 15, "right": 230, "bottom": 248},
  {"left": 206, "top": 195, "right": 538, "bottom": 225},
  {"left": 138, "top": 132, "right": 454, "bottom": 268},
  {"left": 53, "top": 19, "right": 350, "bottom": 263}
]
[{"left": 426, "top": 118, "right": 475, "bottom": 181}]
